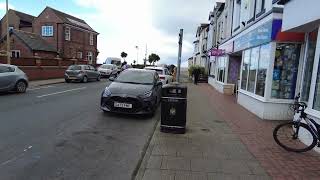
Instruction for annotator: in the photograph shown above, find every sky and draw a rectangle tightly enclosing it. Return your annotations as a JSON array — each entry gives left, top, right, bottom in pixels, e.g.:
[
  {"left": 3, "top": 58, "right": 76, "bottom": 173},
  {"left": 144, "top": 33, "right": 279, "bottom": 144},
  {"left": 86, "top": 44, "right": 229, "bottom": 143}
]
[{"left": 0, "top": 0, "right": 216, "bottom": 67}]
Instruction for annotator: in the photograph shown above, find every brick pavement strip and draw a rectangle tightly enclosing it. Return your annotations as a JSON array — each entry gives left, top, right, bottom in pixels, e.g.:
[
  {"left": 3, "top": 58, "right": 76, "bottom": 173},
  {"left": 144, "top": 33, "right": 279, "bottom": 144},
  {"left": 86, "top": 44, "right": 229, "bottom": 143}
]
[
  {"left": 200, "top": 84, "right": 320, "bottom": 179},
  {"left": 134, "top": 83, "right": 270, "bottom": 180}
]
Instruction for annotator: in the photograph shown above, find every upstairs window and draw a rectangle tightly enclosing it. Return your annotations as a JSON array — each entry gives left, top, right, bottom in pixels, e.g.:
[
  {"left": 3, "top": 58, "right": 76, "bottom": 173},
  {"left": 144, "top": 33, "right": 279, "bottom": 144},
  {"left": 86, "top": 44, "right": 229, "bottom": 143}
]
[
  {"left": 65, "top": 27, "right": 71, "bottom": 41},
  {"left": 42, "top": 26, "right": 53, "bottom": 37},
  {"left": 256, "top": 0, "right": 266, "bottom": 17},
  {"left": 89, "top": 33, "right": 94, "bottom": 45},
  {"left": 77, "top": 52, "right": 83, "bottom": 59}
]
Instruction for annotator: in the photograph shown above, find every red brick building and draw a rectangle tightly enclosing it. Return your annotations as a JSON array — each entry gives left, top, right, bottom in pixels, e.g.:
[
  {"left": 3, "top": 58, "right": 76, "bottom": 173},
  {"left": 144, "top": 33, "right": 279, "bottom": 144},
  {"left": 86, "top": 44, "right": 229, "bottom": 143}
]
[
  {"left": 0, "top": 7, "right": 99, "bottom": 64},
  {"left": 33, "top": 7, "right": 99, "bottom": 64},
  {"left": 0, "top": 29, "right": 57, "bottom": 58}
]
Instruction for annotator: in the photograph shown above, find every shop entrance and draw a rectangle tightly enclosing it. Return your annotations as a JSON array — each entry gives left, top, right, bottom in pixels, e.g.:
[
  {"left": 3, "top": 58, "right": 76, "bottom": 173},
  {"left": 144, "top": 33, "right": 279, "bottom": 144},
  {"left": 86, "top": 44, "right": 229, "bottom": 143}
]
[{"left": 227, "top": 52, "right": 242, "bottom": 96}]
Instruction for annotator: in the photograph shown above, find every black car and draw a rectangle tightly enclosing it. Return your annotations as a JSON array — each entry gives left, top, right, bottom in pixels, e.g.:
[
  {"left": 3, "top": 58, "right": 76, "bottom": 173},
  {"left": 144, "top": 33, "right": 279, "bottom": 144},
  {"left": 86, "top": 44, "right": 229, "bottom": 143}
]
[{"left": 100, "top": 69, "right": 162, "bottom": 115}]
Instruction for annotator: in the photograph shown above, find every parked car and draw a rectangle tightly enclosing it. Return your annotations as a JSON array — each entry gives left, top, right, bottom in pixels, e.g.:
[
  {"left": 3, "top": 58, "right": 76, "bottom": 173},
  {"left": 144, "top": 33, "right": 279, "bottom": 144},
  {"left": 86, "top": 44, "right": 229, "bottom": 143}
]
[
  {"left": 100, "top": 68, "right": 162, "bottom": 115},
  {"left": 0, "top": 64, "right": 28, "bottom": 93},
  {"left": 144, "top": 66, "right": 173, "bottom": 85},
  {"left": 97, "top": 64, "right": 118, "bottom": 78},
  {"left": 65, "top": 65, "right": 101, "bottom": 83}
]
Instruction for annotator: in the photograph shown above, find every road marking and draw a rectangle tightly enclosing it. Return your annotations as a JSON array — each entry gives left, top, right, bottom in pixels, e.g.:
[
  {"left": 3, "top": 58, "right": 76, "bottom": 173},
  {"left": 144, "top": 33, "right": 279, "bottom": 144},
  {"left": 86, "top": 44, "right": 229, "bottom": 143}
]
[
  {"left": 36, "top": 87, "right": 87, "bottom": 98},
  {"left": 28, "top": 85, "right": 55, "bottom": 91}
]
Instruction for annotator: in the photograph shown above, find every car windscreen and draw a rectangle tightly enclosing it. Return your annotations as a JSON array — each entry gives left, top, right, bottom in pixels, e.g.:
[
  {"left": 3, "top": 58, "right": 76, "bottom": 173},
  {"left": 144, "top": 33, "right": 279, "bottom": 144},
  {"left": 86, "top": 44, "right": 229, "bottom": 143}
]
[
  {"left": 116, "top": 70, "right": 154, "bottom": 85},
  {"left": 100, "top": 65, "right": 113, "bottom": 69},
  {"left": 68, "top": 65, "right": 82, "bottom": 70}
]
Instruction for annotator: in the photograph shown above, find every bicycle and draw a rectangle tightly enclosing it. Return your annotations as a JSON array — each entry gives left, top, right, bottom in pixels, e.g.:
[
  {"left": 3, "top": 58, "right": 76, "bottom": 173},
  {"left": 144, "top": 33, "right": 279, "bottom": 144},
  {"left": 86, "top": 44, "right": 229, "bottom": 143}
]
[{"left": 273, "top": 93, "right": 320, "bottom": 153}]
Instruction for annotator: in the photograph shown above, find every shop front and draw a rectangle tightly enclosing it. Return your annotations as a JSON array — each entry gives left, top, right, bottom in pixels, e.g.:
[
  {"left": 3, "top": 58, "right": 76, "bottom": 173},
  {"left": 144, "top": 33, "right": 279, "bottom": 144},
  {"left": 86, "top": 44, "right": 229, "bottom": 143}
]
[
  {"left": 235, "top": 18, "right": 304, "bottom": 120},
  {"left": 208, "top": 42, "right": 237, "bottom": 95}
]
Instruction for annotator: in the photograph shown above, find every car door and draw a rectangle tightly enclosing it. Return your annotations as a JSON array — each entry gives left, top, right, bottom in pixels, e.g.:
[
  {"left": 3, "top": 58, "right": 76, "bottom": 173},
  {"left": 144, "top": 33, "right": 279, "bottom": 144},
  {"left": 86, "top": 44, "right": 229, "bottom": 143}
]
[
  {"left": 89, "top": 65, "right": 99, "bottom": 78},
  {"left": 0, "top": 66, "right": 15, "bottom": 91},
  {"left": 84, "top": 65, "right": 93, "bottom": 79}
]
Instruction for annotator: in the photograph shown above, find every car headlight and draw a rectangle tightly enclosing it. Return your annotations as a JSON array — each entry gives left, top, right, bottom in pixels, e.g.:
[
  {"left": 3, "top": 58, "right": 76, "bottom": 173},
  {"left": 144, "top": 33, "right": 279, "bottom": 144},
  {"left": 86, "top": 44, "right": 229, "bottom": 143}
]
[
  {"left": 102, "top": 87, "right": 111, "bottom": 97},
  {"left": 139, "top": 90, "right": 153, "bottom": 98}
]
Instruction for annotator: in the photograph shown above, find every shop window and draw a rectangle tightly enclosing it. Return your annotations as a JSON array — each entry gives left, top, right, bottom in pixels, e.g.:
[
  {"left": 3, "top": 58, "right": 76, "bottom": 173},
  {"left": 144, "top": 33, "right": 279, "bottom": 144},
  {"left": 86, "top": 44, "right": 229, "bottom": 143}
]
[
  {"left": 271, "top": 43, "right": 301, "bottom": 99},
  {"left": 248, "top": 46, "right": 259, "bottom": 93},
  {"left": 256, "top": 43, "right": 271, "bottom": 97},
  {"left": 217, "top": 57, "right": 226, "bottom": 83},
  {"left": 301, "top": 29, "right": 318, "bottom": 102},
  {"left": 313, "top": 56, "right": 320, "bottom": 110},
  {"left": 241, "top": 49, "right": 250, "bottom": 90}
]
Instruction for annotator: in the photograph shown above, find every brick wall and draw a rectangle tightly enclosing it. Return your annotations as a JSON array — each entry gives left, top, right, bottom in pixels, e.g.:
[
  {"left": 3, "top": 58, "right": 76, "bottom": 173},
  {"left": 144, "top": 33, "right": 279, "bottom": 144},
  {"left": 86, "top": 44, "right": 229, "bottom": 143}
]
[{"left": 20, "top": 66, "right": 67, "bottom": 80}]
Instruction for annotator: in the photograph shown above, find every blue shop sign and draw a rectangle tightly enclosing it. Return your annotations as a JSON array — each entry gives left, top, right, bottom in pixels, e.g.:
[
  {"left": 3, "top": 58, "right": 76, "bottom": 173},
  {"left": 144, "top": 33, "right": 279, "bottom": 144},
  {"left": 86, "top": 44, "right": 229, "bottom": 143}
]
[{"left": 234, "top": 20, "right": 273, "bottom": 52}]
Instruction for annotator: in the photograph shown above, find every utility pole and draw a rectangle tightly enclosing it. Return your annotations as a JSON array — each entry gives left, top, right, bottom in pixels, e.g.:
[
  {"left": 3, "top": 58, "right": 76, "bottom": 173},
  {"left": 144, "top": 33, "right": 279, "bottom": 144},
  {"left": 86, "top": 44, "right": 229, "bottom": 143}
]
[
  {"left": 135, "top": 45, "right": 139, "bottom": 65},
  {"left": 144, "top": 44, "right": 147, "bottom": 67},
  {"left": 177, "top": 29, "right": 183, "bottom": 82},
  {"left": 6, "top": 0, "right": 10, "bottom": 64}
]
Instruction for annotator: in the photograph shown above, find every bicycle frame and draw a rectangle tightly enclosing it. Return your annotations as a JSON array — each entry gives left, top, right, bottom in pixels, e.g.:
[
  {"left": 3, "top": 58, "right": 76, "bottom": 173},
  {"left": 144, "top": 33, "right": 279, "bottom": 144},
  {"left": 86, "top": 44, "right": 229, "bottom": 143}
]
[{"left": 296, "top": 111, "right": 320, "bottom": 141}]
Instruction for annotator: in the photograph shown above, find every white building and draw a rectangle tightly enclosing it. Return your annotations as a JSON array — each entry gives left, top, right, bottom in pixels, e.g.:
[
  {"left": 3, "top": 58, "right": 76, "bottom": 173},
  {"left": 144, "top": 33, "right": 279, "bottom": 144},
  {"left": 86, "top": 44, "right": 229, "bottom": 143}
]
[
  {"left": 275, "top": 0, "right": 320, "bottom": 149},
  {"left": 192, "top": 24, "right": 209, "bottom": 69},
  {"left": 207, "top": 0, "right": 306, "bottom": 120}
]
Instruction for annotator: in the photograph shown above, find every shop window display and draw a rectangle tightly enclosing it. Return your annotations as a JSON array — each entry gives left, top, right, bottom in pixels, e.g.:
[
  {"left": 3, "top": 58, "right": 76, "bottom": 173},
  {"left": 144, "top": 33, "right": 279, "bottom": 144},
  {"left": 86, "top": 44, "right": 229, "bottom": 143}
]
[
  {"left": 217, "top": 57, "right": 226, "bottom": 82},
  {"left": 271, "top": 43, "right": 301, "bottom": 99}
]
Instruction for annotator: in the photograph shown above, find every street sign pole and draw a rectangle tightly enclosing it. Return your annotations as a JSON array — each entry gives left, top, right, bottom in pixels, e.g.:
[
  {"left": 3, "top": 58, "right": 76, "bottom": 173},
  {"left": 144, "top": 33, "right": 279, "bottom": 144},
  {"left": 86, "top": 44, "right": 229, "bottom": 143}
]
[{"left": 177, "top": 29, "right": 183, "bottom": 83}]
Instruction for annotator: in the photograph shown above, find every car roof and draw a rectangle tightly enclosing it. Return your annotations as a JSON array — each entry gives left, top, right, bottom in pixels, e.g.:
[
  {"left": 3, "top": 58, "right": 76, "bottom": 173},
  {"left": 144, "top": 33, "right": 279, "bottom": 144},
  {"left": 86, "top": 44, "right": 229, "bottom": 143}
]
[{"left": 0, "top": 64, "right": 17, "bottom": 68}]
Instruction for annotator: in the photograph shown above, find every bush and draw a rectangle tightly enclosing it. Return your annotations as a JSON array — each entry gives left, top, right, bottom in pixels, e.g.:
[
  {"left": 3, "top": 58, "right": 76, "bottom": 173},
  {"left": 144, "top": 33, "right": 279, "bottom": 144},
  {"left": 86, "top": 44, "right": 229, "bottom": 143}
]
[{"left": 188, "top": 65, "right": 206, "bottom": 76}]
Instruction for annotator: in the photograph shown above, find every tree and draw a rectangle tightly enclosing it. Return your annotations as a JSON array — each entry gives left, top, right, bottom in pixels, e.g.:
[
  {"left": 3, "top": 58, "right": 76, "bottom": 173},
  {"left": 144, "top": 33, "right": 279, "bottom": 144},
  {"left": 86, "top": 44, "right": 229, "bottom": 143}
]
[
  {"left": 148, "top": 53, "right": 160, "bottom": 65},
  {"left": 133, "top": 60, "right": 136, "bottom": 65},
  {"left": 121, "top": 52, "right": 128, "bottom": 61}
]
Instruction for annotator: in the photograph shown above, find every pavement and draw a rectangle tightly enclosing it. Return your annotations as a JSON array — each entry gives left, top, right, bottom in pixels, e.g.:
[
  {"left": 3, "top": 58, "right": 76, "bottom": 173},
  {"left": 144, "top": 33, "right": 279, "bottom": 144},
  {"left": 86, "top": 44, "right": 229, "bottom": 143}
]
[
  {"left": 0, "top": 79, "right": 159, "bottom": 180},
  {"left": 135, "top": 83, "right": 270, "bottom": 180},
  {"left": 28, "top": 78, "right": 65, "bottom": 88},
  {"left": 136, "top": 82, "right": 320, "bottom": 180}
]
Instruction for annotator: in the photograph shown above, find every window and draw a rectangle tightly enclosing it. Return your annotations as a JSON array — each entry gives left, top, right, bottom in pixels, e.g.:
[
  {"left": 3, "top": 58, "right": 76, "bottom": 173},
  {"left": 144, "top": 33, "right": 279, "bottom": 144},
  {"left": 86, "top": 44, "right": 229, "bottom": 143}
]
[
  {"left": 271, "top": 43, "right": 301, "bottom": 99},
  {"left": 11, "top": 50, "right": 20, "bottom": 58},
  {"left": 8, "top": 26, "right": 14, "bottom": 30},
  {"left": 256, "top": 0, "right": 265, "bottom": 17},
  {"left": 65, "top": 27, "right": 71, "bottom": 41},
  {"left": 0, "top": 66, "right": 14, "bottom": 73},
  {"left": 86, "top": 52, "right": 93, "bottom": 63},
  {"left": 241, "top": 49, "right": 250, "bottom": 90},
  {"left": 248, "top": 46, "right": 259, "bottom": 93},
  {"left": 41, "top": 26, "right": 53, "bottom": 37},
  {"left": 89, "top": 33, "right": 94, "bottom": 45},
  {"left": 217, "top": 57, "right": 227, "bottom": 82},
  {"left": 256, "top": 43, "right": 271, "bottom": 97},
  {"left": 89, "top": 66, "right": 95, "bottom": 71},
  {"left": 241, "top": 43, "right": 271, "bottom": 97},
  {"left": 313, "top": 57, "right": 320, "bottom": 110},
  {"left": 248, "top": 0, "right": 256, "bottom": 21},
  {"left": 301, "top": 29, "right": 318, "bottom": 102},
  {"left": 77, "top": 52, "right": 83, "bottom": 59},
  {"left": 233, "top": 0, "right": 241, "bottom": 30}
]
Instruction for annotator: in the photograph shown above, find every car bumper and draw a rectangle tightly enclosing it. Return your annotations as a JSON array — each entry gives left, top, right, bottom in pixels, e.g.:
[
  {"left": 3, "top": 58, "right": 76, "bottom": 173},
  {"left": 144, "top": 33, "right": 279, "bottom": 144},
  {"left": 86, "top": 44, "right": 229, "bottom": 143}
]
[
  {"left": 64, "top": 74, "right": 84, "bottom": 81},
  {"left": 100, "top": 95, "right": 156, "bottom": 114}
]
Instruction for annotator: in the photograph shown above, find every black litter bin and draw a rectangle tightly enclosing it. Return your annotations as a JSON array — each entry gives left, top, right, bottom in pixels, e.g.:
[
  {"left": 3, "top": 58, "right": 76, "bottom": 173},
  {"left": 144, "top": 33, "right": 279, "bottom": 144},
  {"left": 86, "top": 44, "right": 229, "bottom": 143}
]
[{"left": 161, "top": 82, "right": 187, "bottom": 134}]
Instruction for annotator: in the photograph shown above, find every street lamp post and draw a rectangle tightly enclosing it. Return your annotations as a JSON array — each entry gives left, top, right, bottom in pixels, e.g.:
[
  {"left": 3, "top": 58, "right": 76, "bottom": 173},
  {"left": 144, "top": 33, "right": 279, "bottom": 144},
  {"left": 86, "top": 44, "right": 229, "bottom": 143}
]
[
  {"left": 6, "top": 0, "right": 10, "bottom": 64},
  {"left": 135, "top": 46, "right": 139, "bottom": 65}
]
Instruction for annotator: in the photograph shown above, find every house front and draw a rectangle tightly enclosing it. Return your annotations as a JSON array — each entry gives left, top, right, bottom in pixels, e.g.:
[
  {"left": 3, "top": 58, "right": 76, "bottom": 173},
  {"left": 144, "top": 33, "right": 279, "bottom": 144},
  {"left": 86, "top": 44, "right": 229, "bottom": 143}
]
[{"left": 33, "top": 7, "right": 99, "bottom": 64}]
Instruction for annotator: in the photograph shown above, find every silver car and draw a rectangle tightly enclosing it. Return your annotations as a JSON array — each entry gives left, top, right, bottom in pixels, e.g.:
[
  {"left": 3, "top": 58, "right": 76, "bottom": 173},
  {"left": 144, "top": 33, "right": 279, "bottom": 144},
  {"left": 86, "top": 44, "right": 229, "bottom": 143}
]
[
  {"left": 97, "top": 64, "right": 118, "bottom": 78},
  {"left": 65, "top": 65, "right": 101, "bottom": 83},
  {"left": 0, "top": 64, "right": 29, "bottom": 93}
]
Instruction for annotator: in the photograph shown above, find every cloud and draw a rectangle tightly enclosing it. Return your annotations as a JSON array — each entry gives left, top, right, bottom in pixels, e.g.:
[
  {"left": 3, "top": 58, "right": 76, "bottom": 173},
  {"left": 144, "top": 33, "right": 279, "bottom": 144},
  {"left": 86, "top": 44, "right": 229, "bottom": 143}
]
[
  {"left": 74, "top": 0, "right": 215, "bottom": 65},
  {"left": 0, "top": 2, "right": 15, "bottom": 11}
]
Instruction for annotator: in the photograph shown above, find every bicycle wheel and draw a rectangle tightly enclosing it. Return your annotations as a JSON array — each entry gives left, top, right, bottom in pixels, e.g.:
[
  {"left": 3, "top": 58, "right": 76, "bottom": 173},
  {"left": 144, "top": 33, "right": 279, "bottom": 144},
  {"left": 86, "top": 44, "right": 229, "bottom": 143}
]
[{"left": 273, "top": 122, "right": 317, "bottom": 153}]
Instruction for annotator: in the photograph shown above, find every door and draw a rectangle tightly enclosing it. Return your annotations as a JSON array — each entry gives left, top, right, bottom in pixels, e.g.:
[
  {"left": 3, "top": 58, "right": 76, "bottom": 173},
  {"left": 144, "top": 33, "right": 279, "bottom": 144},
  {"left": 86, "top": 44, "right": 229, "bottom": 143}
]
[
  {"left": 0, "top": 66, "right": 15, "bottom": 91},
  {"left": 89, "top": 65, "right": 98, "bottom": 78}
]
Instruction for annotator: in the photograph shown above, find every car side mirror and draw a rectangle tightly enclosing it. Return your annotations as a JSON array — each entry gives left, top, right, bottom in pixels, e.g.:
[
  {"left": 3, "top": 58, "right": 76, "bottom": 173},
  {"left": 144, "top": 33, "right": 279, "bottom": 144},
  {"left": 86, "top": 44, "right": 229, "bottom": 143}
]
[
  {"left": 109, "top": 77, "right": 115, "bottom": 81},
  {"left": 157, "top": 81, "right": 162, "bottom": 86}
]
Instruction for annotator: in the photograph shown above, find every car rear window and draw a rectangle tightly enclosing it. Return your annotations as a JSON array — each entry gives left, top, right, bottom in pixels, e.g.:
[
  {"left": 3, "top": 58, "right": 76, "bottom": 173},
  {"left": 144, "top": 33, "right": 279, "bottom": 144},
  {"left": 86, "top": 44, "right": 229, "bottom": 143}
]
[
  {"left": 146, "top": 68, "right": 163, "bottom": 75},
  {"left": 68, "top": 65, "right": 82, "bottom": 70}
]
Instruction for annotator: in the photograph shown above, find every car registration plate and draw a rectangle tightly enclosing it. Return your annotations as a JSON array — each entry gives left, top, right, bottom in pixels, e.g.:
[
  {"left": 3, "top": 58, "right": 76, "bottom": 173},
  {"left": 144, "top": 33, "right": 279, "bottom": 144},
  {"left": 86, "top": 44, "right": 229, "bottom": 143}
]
[{"left": 114, "top": 102, "right": 132, "bottom": 108}]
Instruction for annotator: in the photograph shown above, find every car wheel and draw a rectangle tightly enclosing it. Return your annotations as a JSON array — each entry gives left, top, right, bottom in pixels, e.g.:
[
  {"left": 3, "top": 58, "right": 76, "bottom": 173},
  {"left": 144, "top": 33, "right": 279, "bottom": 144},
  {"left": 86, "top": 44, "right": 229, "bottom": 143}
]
[
  {"left": 65, "top": 79, "right": 71, "bottom": 83},
  {"left": 16, "top": 81, "right": 27, "bottom": 93},
  {"left": 97, "top": 75, "right": 101, "bottom": 81},
  {"left": 82, "top": 76, "right": 88, "bottom": 83}
]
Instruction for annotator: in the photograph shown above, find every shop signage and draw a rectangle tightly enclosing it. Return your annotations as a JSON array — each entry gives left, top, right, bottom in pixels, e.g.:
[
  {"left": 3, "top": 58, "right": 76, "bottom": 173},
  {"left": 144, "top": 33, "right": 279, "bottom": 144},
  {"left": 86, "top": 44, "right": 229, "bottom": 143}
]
[
  {"left": 209, "top": 49, "right": 226, "bottom": 56},
  {"left": 234, "top": 20, "right": 273, "bottom": 52}
]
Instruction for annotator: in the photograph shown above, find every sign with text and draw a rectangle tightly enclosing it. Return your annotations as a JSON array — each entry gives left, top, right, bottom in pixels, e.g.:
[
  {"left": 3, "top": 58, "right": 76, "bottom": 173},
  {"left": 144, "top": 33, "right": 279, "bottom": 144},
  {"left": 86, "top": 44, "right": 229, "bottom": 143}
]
[
  {"left": 209, "top": 49, "right": 226, "bottom": 56},
  {"left": 234, "top": 20, "right": 273, "bottom": 52}
]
